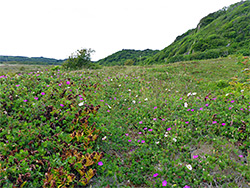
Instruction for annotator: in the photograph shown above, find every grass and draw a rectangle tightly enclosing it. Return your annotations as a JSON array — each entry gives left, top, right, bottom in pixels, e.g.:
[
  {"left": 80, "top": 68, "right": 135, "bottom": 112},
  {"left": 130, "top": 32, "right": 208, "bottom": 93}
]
[{"left": 0, "top": 56, "right": 250, "bottom": 187}]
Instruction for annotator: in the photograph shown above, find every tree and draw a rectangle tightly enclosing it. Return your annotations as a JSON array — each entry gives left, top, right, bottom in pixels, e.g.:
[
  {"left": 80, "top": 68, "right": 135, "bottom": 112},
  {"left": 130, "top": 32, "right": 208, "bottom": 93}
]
[{"left": 62, "top": 48, "right": 95, "bottom": 70}]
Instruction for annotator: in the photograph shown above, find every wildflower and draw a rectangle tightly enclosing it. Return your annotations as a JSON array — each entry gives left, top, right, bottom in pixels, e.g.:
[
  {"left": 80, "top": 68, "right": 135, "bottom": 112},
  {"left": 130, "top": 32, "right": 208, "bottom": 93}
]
[
  {"left": 107, "top": 110, "right": 110, "bottom": 112},
  {"left": 16, "top": 84, "right": 20, "bottom": 87},
  {"left": 199, "top": 107, "right": 203, "bottom": 110},
  {"left": 167, "top": 128, "right": 171, "bottom": 131},
  {"left": 132, "top": 100, "right": 136, "bottom": 104},
  {"left": 98, "top": 161, "right": 103, "bottom": 166},
  {"left": 78, "top": 102, "right": 84, "bottom": 106},
  {"left": 205, "top": 104, "right": 209, "bottom": 106},
  {"left": 153, "top": 118, "right": 157, "bottom": 121},
  {"left": 185, "top": 121, "right": 189, "bottom": 124},
  {"left": 222, "top": 123, "right": 226, "bottom": 126},
  {"left": 139, "top": 121, "right": 143, "bottom": 124},
  {"left": 128, "top": 140, "right": 132, "bottom": 142},
  {"left": 149, "top": 129, "right": 153, "bottom": 131},
  {"left": 144, "top": 128, "right": 147, "bottom": 130},
  {"left": 125, "top": 133, "right": 129, "bottom": 136},
  {"left": 162, "top": 180, "right": 167, "bottom": 186},
  {"left": 34, "top": 97, "right": 38, "bottom": 100},
  {"left": 145, "top": 98, "right": 148, "bottom": 101},
  {"left": 138, "top": 140, "right": 140, "bottom": 142},
  {"left": 239, "top": 155, "right": 243, "bottom": 158},
  {"left": 156, "top": 141, "right": 159, "bottom": 144},
  {"left": 184, "top": 102, "right": 188, "bottom": 108},
  {"left": 23, "top": 99, "right": 27, "bottom": 102},
  {"left": 60, "top": 104, "right": 64, "bottom": 107},
  {"left": 141, "top": 140, "right": 145, "bottom": 143},
  {"left": 66, "top": 81, "right": 70, "bottom": 85},
  {"left": 183, "top": 186, "right": 191, "bottom": 188},
  {"left": 212, "top": 121, "right": 217, "bottom": 124},
  {"left": 164, "top": 132, "right": 168, "bottom": 137},
  {"left": 193, "top": 155, "right": 198, "bottom": 159},
  {"left": 186, "top": 164, "right": 192, "bottom": 170},
  {"left": 231, "top": 100, "right": 235, "bottom": 103},
  {"left": 173, "top": 138, "right": 177, "bottom": 142},
  {"left": 153, "top": 173, "right": 158, "bottom": 177},
  {"left": 41, "top": 92, "right": 45, "bottom": 95},
  {"left": 138, "top": 132, "right": 142, "bottom": 134},
  {"left": 154, "top": 106, "right": 157, "bottom": 109},
  {"left": 102, "top": 136, "right": 107, "bottom": 140}
]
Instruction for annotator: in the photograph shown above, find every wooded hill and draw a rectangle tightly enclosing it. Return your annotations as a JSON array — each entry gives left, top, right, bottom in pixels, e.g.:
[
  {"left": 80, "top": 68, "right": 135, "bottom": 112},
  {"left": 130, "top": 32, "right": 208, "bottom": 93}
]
[
  {"left": 0, "top": 55, "right": 65, "bottom": 65},
  {"left": 96, "top": 49, "right": 159, "bottom": 66},
  {"left": 146, "top": 0, "right": 250, "bottom": 64}
]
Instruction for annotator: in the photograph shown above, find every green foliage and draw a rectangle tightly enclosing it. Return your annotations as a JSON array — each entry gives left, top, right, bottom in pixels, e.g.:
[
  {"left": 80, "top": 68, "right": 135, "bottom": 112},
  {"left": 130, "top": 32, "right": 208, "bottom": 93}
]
[
  {"left": 0, "top": 70, "right": 104, "bottom": 187},
  {"left": 62, "top": 48, "right": 97, "bottom": 70}
]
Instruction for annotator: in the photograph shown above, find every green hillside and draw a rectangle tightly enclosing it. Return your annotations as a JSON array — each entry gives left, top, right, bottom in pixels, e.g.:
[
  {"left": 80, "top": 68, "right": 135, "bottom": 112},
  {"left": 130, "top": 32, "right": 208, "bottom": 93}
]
[
  {"left": 146, "top": 0, "right": 250, "bottom": 64},
  {"left": 0, "top": 55, "right": 65, "bottom": 65},
  {"left": 96, "top": 49, "right": 159, "bottom": 66}
]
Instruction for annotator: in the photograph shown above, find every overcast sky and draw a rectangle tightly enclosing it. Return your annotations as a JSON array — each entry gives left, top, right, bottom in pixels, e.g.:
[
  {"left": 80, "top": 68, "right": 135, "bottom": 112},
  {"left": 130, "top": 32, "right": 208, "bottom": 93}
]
[{"left": 0, "top": 0, "right": 241, "bottom": 61}]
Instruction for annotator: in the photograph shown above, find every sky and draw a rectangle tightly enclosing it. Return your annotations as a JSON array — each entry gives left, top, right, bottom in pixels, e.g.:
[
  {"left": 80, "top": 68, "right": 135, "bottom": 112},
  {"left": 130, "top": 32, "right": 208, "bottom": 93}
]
[{"left": 0, "top": 0, "right": 242, "bottom": 61}]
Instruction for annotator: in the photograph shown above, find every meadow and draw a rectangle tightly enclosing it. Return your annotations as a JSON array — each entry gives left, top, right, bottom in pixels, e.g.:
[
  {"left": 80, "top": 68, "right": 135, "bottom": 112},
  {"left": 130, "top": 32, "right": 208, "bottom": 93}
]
[{"left": 0, "top": 56, "right": 250, "bottom": 187}]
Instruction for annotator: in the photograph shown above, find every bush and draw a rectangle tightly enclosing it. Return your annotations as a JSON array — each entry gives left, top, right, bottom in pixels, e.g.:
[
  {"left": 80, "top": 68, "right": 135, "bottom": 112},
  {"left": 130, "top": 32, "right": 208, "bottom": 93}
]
[{"left": 62, "top": 48, "right": 97, "bottom": 70}]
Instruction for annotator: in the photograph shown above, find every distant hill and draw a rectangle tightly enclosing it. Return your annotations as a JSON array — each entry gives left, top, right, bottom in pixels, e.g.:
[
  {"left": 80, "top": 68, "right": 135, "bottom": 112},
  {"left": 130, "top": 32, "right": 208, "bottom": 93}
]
[
  {"left": 96, "top": 49, "right": 159, "bottom": 66},
  {"left": 0, "top": 55, "right": 66, "bottom": 65},
  {"left": 146, "top": 0, "right": 250, "bottom": 64}
]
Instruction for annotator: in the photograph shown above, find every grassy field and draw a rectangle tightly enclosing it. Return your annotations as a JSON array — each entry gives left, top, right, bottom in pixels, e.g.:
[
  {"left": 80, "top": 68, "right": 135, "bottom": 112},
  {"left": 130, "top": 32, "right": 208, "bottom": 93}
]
[{"left": 0, "top": 56, "right": 250, "bottom": 187}]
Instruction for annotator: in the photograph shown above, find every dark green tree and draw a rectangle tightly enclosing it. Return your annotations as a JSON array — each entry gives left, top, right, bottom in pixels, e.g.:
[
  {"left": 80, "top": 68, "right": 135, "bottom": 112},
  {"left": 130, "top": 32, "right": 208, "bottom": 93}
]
[{"left": 62, "top": 48, "right": 95, "bottom": 70}]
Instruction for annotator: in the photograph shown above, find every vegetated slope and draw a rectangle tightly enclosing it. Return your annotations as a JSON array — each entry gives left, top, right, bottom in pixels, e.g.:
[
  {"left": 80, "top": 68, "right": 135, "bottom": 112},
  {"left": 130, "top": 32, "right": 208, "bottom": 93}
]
[
  {"left": 96, "top": 49, "right": 159, "bottom": 66},
  {"left": 146, "top": 0, "right": 250, "bottom": 64},
  {"left": 0, "top": 55, "right": 66, "bottom": 65}
]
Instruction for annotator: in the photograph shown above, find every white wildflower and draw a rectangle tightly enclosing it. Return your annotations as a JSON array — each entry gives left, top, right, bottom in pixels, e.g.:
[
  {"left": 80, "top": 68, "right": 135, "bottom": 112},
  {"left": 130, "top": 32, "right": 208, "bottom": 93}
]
[
  {"left": 186, "top": 164, "right": 192, "bottom": 170},
  {"left": 184, "top": 102, "right": 188, "bottom": 108},
  {"left": 136, "top": 95, "right": 138, "bottom": 98},
  {"left": 132, "top": 100, "right": 136, "bottom": 104},
  {"left": 164, "top": 132, "right": 168, "bottom": 137},
  {"left": 241, "top": 90, "right": 244, "bottom": 93},
  {"left": 173, "top": 138, "right": 177, "bottom": 142},
  {"left": 110, "top": 79, "right": 113, "bottom": 81},
  {"left": 225, "top": 93, "right": 230, "bottom": 96},
  {"left": 124, "top": 99, "right": 127, "bottom": 101},
  {"left": 119, "top": 84, "right": 121, "bottom": 87},
  {"left": 108, "top": 105, "right": 112, "bottom": 109},
  {"left": 78, "top": 102, "right": 84, "bottom": 106},
  {"left": 145, "top": 98, "right": 148, "bottom": 101},
  {"left": 187, "top": 92, "right": 192, "bottom": 97},
  {"left": 102, "top": 136, "right": 107, "bottom": 140},
  {"left": 192, "top": 92, "right": 197, "bottom": 95},
  {"left": 128, "top": 89, "right": 131, "bottom": 92},
  {"left": 156, "top": 141, "right": 160, "bottom": 144}
]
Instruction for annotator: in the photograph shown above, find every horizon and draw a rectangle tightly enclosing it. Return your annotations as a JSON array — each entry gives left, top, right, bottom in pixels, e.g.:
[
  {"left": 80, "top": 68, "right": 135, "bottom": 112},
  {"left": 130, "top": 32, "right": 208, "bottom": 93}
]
[{"left": 0, "top": 0, "right": 241, "bottom": 61}]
